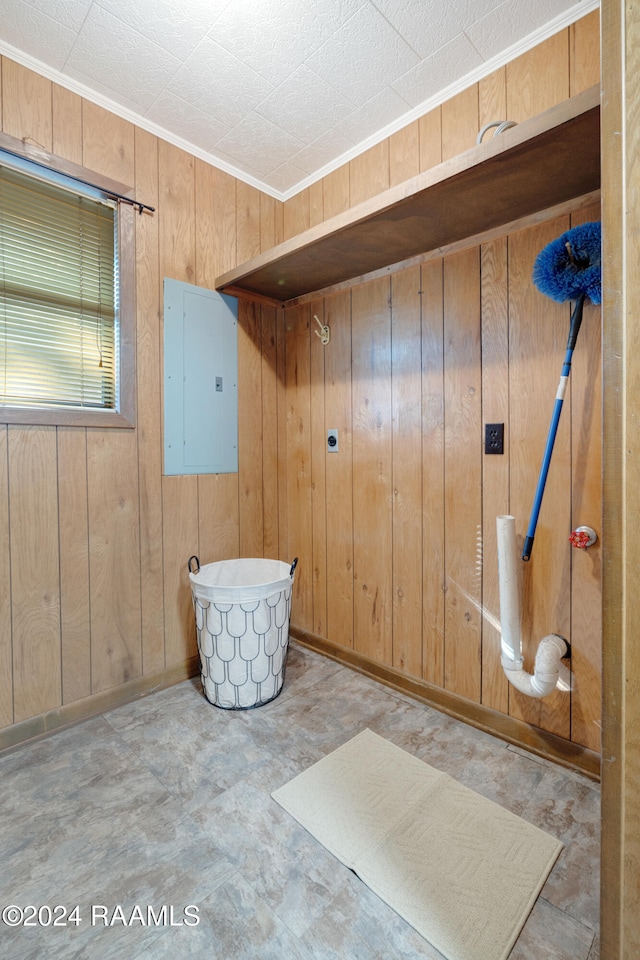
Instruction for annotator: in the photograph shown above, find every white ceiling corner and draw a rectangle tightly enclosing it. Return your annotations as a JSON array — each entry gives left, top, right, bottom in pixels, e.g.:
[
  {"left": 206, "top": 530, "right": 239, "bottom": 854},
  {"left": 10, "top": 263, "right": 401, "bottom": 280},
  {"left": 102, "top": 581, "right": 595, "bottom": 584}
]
[{"left": 0, "top": 0, "right": 599, "bottom": 201}]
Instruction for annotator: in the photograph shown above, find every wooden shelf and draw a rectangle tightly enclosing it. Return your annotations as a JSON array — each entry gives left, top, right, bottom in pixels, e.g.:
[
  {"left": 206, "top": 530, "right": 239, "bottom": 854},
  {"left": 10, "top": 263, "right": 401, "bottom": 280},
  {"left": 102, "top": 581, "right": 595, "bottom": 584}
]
[{"left": 216, "top": 85, "right": 600, "bottom": 304}]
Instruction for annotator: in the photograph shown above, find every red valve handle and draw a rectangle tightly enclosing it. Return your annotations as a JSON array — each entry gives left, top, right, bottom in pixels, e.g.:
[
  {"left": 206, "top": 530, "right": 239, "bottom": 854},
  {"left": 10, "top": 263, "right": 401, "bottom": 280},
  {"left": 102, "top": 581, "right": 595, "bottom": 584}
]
[{"left": 569, "top": 530, "right": 590, "bottom": 549}]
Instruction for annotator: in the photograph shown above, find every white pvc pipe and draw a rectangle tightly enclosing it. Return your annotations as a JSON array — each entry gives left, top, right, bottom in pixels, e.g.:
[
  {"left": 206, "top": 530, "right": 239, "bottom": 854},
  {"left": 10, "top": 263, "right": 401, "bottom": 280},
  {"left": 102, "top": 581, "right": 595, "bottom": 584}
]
[
  {"left": 496, "top": 515, "right": 524, "bottom": 670},
  {"left": 496, "top": 515, "right": 568, "bottom": 698}
]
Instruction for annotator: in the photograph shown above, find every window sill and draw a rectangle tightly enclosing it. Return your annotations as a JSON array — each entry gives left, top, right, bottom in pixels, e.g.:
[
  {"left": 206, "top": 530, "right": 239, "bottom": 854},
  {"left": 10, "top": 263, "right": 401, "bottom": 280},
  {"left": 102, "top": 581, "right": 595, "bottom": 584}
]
[{"left": 0, "top": 407, "right": 135, "bottom": 428}]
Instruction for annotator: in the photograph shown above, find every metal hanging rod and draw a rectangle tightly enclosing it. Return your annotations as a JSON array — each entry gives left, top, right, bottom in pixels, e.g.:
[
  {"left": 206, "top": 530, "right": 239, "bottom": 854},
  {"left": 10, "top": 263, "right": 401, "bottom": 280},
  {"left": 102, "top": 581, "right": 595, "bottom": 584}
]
[
  {"left": 102, "top": 190, "right": 155, "bottom": 215},
  {"left": 0, "top": 132, "right": 155, "bottom": 215}
]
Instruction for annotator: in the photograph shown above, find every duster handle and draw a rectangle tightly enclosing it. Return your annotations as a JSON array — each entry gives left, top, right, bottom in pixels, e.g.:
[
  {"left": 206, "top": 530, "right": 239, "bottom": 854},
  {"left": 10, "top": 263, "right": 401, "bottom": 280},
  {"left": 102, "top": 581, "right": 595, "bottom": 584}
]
[{"left": 522, "top": 294, "right": 585, "bottom": 561}]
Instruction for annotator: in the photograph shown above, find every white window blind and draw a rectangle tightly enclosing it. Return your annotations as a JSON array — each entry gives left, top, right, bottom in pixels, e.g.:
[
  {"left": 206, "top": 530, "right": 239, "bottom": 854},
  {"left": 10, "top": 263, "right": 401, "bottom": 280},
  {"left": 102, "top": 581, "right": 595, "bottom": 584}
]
[{"left": 0, "top": 163, "right": 117, "bottom": 410}]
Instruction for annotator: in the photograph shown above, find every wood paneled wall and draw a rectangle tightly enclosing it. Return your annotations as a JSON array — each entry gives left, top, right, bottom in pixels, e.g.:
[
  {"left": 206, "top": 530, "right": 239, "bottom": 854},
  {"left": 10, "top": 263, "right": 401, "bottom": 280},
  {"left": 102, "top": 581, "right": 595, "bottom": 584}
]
[
  {"left": 283, "top": 204, "right": 602, "bottom": 753},
  {"left": 0, "top": 9, "right": 601, "bottom": 759},
  {"left": 280, "top": 11, "right": 602, "bottom": 754},
  {"left": 0, "top": 55, "right": 285, "bottom": 736}
]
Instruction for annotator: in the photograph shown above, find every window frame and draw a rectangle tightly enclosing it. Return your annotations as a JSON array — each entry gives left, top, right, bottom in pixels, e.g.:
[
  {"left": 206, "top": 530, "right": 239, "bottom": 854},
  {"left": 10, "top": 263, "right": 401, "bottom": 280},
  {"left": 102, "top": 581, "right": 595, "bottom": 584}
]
[{"left": 0, "top": 132, "right": 136, "bottom": 429}]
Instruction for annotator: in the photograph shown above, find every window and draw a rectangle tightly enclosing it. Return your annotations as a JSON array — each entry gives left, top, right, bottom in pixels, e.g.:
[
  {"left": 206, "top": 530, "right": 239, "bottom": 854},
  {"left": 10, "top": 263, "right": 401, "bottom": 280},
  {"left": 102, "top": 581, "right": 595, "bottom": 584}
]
[{"left": 0, "top": 134, "right": 135, "bottom": 427}]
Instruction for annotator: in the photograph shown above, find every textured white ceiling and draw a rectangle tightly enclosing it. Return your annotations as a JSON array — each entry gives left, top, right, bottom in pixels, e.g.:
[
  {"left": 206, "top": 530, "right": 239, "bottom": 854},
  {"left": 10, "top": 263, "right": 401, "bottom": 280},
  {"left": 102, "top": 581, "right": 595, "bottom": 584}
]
[{"left": 0, "top": 0, "right": 595, "bottom": 199}]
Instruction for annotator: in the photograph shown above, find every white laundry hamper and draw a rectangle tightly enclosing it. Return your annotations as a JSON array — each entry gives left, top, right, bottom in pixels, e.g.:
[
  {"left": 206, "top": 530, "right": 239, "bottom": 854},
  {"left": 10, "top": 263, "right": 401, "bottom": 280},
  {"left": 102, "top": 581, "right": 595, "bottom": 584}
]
[{"left": 188, "top": 556, "right": 297, "bottom": 709}]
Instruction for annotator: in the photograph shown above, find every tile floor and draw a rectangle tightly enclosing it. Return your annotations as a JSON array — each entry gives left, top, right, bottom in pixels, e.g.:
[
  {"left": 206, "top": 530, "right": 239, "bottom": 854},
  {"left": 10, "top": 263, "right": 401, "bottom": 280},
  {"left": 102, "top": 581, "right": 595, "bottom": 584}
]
[{"left": 0, "top": 642, "right": 600, "bottom": 959}]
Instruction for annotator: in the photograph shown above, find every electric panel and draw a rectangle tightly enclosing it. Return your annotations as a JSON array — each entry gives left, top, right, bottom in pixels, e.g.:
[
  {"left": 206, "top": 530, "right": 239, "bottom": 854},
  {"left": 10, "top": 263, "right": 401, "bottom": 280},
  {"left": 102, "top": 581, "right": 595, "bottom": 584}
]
[{"left": 163, "top": 278, "right": 238, "bottom": 475}]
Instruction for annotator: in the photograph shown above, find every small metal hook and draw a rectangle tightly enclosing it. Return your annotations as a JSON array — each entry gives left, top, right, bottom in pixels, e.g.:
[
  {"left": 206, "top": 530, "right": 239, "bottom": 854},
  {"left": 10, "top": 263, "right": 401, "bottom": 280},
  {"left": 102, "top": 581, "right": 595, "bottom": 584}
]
[
  {"left": 313, "top": 314, "right": 330, "bottom": 345},
  {"left": 493, "top": 120, "right": 518, "bottom": 137},
  {"left": 476, "top": 119, "right": 518, "bottom": 145}
]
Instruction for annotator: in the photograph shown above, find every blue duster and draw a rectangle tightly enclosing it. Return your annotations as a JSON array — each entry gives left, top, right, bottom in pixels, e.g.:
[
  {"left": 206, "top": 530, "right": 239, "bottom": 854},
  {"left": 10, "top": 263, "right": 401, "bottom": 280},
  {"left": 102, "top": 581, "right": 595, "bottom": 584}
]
[
  {"left": 522, "top": 221, "right": 602, "bottom": 561},
  {"left": 532, "top": 220, "right": 601, "bottom": 305}
]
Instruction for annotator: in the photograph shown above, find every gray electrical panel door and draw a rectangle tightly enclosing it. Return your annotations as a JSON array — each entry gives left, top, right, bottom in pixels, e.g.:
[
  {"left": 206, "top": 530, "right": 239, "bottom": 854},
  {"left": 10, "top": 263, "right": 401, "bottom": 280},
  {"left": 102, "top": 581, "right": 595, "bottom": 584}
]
[{"left": 163, "top": 278, "right": 238, "bottom": 475}]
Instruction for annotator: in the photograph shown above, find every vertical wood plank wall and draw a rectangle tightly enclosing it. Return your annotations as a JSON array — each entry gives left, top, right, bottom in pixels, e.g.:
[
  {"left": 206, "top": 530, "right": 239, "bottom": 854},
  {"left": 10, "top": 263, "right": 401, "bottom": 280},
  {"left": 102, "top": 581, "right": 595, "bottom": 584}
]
[
  {"left": 0, "top": 53, "right": 285, "bottom": 736},
  {"left": 281, "top": 10, "right": 602, "bottom": 755},
  {"left": 0, "top": 10, "right": 601, "bottom": 758}
]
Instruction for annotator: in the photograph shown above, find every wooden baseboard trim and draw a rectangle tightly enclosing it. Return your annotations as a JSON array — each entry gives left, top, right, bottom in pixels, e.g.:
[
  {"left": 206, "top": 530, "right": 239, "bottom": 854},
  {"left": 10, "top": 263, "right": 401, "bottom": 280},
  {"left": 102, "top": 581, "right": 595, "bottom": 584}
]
[
  {"left": 2, "top": 633, "right": 602, "bottom": 782},
  {"left": 290, "top": 627, "right": 601, "bottom": 781},
  {"left": 0, "top": 657, "right": 201, "bottom": 755}
]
